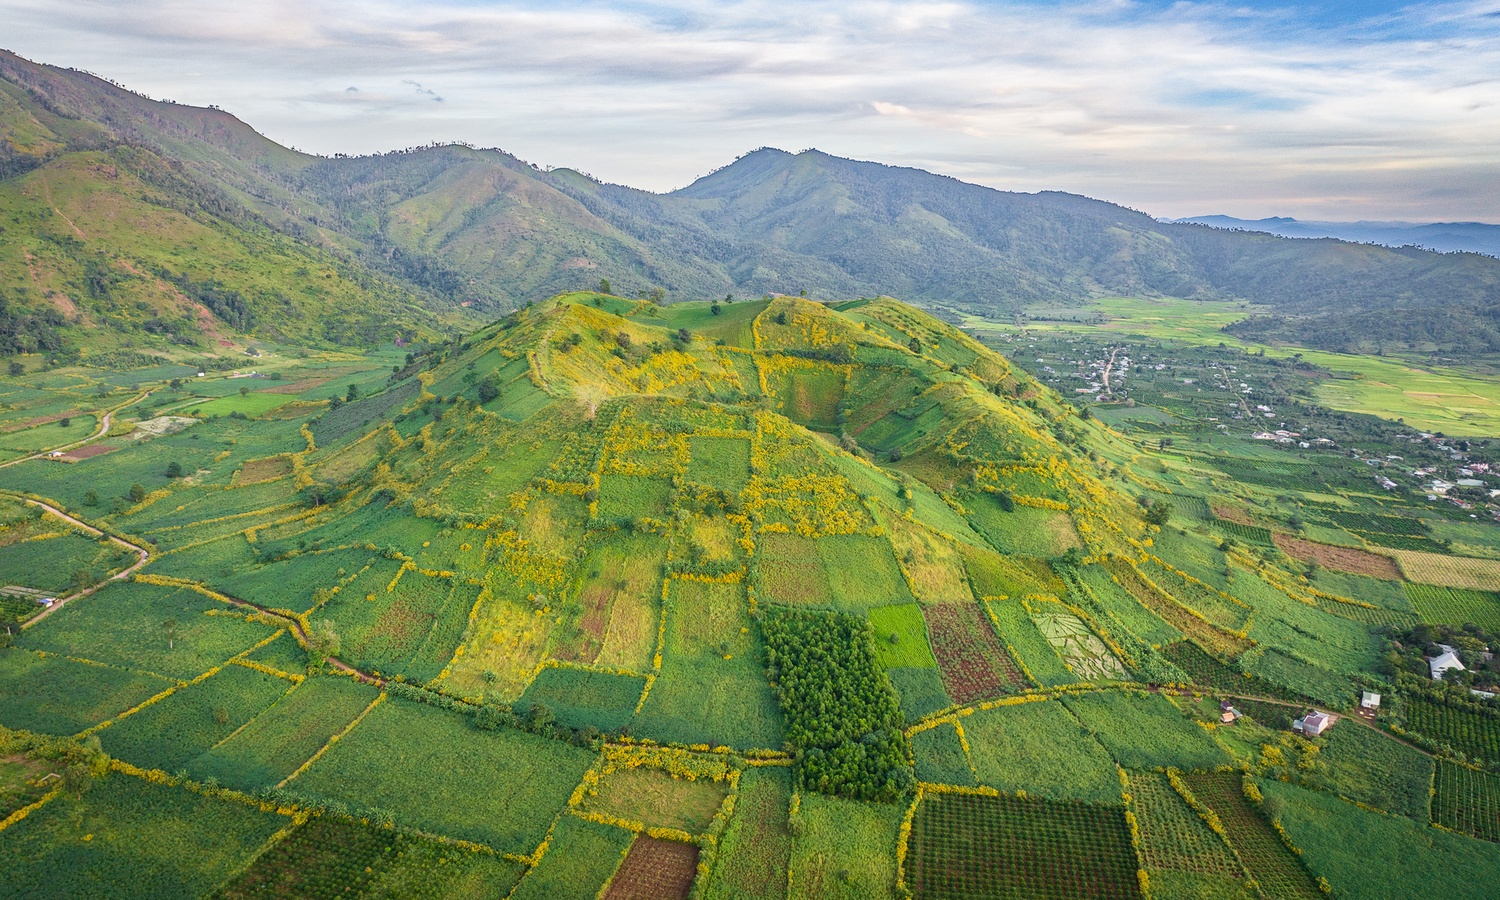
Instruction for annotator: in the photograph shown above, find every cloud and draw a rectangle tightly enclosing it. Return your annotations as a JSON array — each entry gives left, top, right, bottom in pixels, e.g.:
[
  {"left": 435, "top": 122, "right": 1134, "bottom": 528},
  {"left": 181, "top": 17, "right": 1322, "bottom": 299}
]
[{"left": 0, "top": 0, "right": 1497, "bottom": 219}]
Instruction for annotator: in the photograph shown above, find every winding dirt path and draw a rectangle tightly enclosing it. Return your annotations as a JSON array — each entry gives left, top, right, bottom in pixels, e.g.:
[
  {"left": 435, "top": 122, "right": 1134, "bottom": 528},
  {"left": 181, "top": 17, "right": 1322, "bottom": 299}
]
[
  {"left": 0, "top": 389, "right": 149, "bottom": 470},
  {"left": 9, "top": 496, "right": 148, "bottom": 628}
]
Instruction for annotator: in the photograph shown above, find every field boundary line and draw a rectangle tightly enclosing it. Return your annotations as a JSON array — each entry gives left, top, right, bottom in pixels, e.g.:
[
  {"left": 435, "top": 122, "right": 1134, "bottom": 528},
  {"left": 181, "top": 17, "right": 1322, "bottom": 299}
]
[
  {"left": 0, "top": 784, "right": 62, "bottom": 835},
  {"left": 275, "top": 691, "right": 386, "bottom": 788}
]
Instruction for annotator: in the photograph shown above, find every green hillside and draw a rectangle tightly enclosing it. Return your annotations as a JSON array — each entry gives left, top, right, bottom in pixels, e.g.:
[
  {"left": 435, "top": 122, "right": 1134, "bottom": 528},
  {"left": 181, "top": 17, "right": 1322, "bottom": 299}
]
[
  {"left": 3, "top": 292, "right": 1497, "bottom": 897},
  {"left": 0, "top": 52, "right": 459, "bottom": 360}
]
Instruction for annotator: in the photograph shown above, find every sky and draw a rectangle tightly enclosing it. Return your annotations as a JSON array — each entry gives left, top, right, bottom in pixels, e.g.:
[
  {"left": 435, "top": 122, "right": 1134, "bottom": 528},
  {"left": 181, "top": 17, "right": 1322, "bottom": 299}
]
[{"left": 2, "top": 0, "right": 1498, "bottom": 221}]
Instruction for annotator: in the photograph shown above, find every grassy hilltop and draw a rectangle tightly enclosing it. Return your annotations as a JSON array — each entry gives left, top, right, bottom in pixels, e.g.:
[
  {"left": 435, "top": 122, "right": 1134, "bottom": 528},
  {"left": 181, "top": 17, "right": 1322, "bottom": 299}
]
[{"left": 4, "top": 291, "right": 1500, "bottom": 897}]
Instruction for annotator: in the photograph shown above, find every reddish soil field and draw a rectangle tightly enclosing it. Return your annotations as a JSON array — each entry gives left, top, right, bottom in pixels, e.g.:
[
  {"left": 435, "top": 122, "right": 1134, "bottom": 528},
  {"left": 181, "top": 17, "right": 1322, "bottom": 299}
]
[
  {"left": 238, "top": 456, "right": 293, "bottom": 484},
  {"left": 59, "top": 444, "right": 117, "bottom": 461},
  {"left": 602, "top": 835, "right": 699, "bottom": 900},
  {"left": 922, "top": 603, "right": 1029, "bottom": 704},
  {"left": 1212, "top": 506, "right": 1257, "bottom": 526},
  {"left": 1272, "top": 533, "right": 1402, "bottom": 580},
  {"left": 554, "top": 583, "right": 610, "bottom": 663}
]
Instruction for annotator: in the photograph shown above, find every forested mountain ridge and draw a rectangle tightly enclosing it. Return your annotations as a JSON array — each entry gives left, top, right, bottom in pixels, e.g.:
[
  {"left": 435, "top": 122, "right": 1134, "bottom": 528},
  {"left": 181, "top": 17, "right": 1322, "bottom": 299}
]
[{"left": 4, "top": 48, "right": 1500, "bottom": 358}]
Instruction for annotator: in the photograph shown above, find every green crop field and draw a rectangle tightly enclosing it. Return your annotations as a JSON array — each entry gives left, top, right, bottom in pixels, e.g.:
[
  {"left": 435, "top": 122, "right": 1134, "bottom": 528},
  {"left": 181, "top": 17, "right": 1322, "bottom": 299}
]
[
  {"left": 703, "top": 766, "right": 793, "bottom": 899},
  {"left": 0, "top": 774, "right": 288, "bottom": 898},
  {"left": 1127, "top": 771, "right": 1252, "bottom": 899},
  {"left": 961, "top": 700, "right": 1121, "bottom": 803},
  {"left": 99, "top": 663, "right": 294, "bottom": 771},
  {"left": 287, "top": 697, "right": 594, "bottom": 854},
  {"left": 188, "top": 675, "right": 379, "bottom": 791},
  {"left": 907, "top": 791, "right": 1143, "bottom": 900},
  {"left": 1063, "top": 692, "right": 1228, "bottom": 770},
  {"left": 1264, "top": 777, "right": 1500, "bottom": 899}
]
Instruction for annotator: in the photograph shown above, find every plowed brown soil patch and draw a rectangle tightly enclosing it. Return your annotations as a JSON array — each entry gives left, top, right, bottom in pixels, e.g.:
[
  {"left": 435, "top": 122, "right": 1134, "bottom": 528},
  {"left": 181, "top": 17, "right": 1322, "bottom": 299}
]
[
  {"left": 1273, "top": 533, "right": 1401, "bottom": 580},
  {"left": 602, "top": 835, "right": 698, "bottom": 900},
  {"left": 237, "top": 456, "right": 293, "bottom": 484},
  {"left": 59, "top": 444, "right": 116, "bottom": 461},
  {"left": 1212, "top": 506, "right": 1257, "bottom": 526}
]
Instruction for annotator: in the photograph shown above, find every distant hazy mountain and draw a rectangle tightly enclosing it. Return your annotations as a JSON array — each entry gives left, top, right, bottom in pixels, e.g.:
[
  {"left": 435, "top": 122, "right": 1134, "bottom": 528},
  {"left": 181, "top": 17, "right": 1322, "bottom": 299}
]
[{"left": 1176, "top": 216, "right": 1500, "bottom": 258}]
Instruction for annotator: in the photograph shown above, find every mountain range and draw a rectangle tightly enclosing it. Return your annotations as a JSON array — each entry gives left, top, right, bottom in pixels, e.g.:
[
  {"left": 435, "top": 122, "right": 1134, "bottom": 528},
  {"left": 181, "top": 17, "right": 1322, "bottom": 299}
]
[
  {"left": 3, "top": 49, "right": 1500, "bottom": 357},
  {"left": 1176, "top": 216, "right": 1500, "bottom": 259}
]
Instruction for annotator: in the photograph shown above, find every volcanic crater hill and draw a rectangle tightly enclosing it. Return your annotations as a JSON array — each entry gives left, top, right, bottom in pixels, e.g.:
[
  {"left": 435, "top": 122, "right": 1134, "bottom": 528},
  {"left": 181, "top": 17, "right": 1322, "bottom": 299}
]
[{"left": 300, "top": 292, "right": 1162, "bottom": 704}]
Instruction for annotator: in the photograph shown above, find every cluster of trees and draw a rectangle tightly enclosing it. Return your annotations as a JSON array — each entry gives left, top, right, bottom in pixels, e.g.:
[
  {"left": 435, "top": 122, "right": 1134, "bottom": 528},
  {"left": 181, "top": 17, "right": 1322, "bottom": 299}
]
[
  {"left": 761, "top": 607, "right": 913, "bottom": 802},
  {"left": 1383, "top": 622, "right": 1500, "bottom": 689},
  {"left": 0, "top": 292, "right": 67, "bottom": 356}
]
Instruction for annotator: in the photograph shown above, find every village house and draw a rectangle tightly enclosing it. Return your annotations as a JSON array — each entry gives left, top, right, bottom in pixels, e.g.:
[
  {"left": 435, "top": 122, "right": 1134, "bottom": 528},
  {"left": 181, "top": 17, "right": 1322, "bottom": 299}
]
[
  {"left": 1293, "top": 711, "right": 1334, "bottom": 737},
  {"left": 1429, "top": 645, "right": 1466, "bottom": 681}
]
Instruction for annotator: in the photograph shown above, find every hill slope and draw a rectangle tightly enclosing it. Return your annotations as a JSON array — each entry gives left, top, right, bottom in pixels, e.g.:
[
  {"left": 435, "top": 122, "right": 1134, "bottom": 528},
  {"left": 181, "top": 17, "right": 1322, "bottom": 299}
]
[{"left": 0, "top": 51, "right": 457, "bottom": 358}]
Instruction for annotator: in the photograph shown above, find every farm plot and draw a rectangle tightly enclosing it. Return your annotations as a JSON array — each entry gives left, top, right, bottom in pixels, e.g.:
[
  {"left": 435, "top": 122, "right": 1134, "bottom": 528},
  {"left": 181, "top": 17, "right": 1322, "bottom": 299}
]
[
  {"left": 912, "top": 721, "right": 976, "bottom": 786},
  {"left": 597, "top": 474, "right": 676, "bottom": 522},
  {"left": 1405, "top": 583, "right": 1500, "bottom": 630},
  {"left": 288, "top": 697, "right": 595, "bottom": 854},
  {"left": 1404, "top": 698, "right": 1500, "bottom": 766},
  {"left": 1262, "top": 776, "right": 1500, "bottom": 900},
  {"left": 906, "top": 791, "right": 1144, "bottom": 900},
  {"left": 788, "top": 793, "right": 903, "bottom": 900},
  {"left": 188, "top": 675, "right": 379, "bottom": 791},
  {"left": 818, "top": 533, "right": 915, "bottom": 611},
  {"left": 705, "top": 766, "right": 794, "bottom": 900},
  {"left": 0, "top": 773, "right": 288, "bottom": 899},
  {"left": 511, "top": 814, "right": 635, "bottom": 900},
  {"left": 603, "top": 835, "right": 700, "bottom": 900},
  {"left": 984, "top": 599, "right": 1077, "bottom": 687},
  {"left": 960, "top": 699, "right": 1116, "bottom": 804},
  {"left": 1127, "top": 771, "right": 1250, "bottom": 899},
  {"left": 757, "top": 532, "right": 834, "bottom": 606},
  {"left": 686, "top": 435, "right": 752, "bottom": 491},
  {"left": 215, "top": 549, "right": 377, "bottom": 613},
  {"left": 868, "top": 604, "right": 938, "bottom": 670},
  {"left": 887, "top": 667, "right": 952, "bottom": 723},
  {"left": 922, "top": 604, "right": 1030, "bottom": 704},
  {"left": 99, "top": 663, "right": 294, "bottom": 771},
  {"left": 1074, "top": 564, "right": 1182, "bottom": 648},
  {"left": 319, "top": 568, "right": 457, "bottom": 675},
  {"left": 1162, "top": 641, "right": 1307, "bottom": 702},
  {"left": 16, "top": 581, "right": 277, "bottom": 681},
  {"left": 965, "top": 497, "right": 1082, "bottom": 559},
  {"left": 1314, "top": 720, "right": 1433, "bottom": 820},
  {"left": 884, "top": 514, "right": 973, "bottom": 603},
  {"left": 569, "top": 532, "right": 665, "bottom": 671},
  {"left": 1106, "top": 560, "right": 1250, "bottom": 659},
  {"left": 1142, "top": 560, "right": 1250, "bottom": 632},
  {"left": 0, "top": 649, "right": 174, "bottom": 735},
  {"left": 519, "top": 667, "right": 645, "bottom": 733},
  {"left": 233, "top": 455, "right": 293, "bottom": 485},
  {"left": 961, "top": 699, "right": 1120, "bottom": 803},
  {"left": 1434, "top": 760, "right": 1500, "bottom": 843},
  {"left": 1062, "top": 692, "right": 1227, "bottom": 771},
  {"left": 1184, "top": 773, "right": 1322, "bottom": 900},
  {"left": 634, "top": 578, "right": 784, "bottom": 751},
  {"left": 580, "top": 763, "right": 731, "bottom": 835},
  {"left": 217, "top": 814, "right": 479, "bottom": 900},
  {"left": 1027, "top": 601, "right": 1127, "bottom": 681},
  {"left": 0, "top": 531, "right": 134, "bottom": 595},
  {"left": 1272, "top": 534, "right": 1402, "bottom": 580},
  {"left": 359, "top": 834, "right": 524, "bottom": 899},
  {"left": 1393, "top": 551, "right": 1500, "bottom": 591}
]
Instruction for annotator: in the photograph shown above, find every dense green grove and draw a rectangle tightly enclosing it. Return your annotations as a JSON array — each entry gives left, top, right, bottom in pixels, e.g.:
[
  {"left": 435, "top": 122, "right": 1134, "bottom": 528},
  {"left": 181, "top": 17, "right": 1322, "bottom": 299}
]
[{"left": 762, "top": 608, "right": 913, "bottom": 802}]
